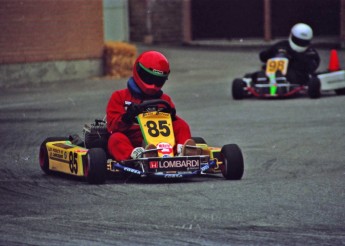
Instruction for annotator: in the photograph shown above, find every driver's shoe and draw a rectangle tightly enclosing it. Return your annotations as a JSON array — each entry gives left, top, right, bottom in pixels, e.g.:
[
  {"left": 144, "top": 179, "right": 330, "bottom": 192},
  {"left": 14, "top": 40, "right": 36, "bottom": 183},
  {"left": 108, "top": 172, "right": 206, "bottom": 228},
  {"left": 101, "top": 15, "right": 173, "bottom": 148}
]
[
  {"left": 275, "top": 70, "right": 287, "bottom": 83},
  {"left": 256, "top": 71, "right": 268, "bottom": 84},
  {"left": 144, "top": 144, "right": 158, "bottom": 158},
  {"left": 130, "top": 147, "right": 145, "bottom": 159},
  {"left": 181, "top": 139, "right": 198, "bottom": 156}
]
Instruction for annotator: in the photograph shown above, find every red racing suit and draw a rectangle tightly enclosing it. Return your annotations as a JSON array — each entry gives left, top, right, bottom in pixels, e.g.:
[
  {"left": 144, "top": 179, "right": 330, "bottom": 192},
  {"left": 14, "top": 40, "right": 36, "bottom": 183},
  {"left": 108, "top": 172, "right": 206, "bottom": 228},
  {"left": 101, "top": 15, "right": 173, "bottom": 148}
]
[{"left": 106, "top": 86, "right": 191, "bottom": 161}]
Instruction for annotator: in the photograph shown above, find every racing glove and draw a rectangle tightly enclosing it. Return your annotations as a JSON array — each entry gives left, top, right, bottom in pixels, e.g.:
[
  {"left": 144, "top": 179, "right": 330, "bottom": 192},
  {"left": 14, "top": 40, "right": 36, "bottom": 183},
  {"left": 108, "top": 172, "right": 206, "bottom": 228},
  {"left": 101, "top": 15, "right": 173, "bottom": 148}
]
[{"left": 122, "top": 103, "right": 141, "bottom": 124}]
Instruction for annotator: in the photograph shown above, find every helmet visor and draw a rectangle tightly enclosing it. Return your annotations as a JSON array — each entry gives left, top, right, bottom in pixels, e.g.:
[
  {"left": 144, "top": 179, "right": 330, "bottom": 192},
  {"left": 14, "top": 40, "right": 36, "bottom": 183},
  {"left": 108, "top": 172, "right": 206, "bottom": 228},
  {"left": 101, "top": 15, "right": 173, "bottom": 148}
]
[
  {"left": 291, "top": 35, "right": 310, "bottom": 47},
  {"left": 136, "top": 62, "right": 169, "bottom": 87}
]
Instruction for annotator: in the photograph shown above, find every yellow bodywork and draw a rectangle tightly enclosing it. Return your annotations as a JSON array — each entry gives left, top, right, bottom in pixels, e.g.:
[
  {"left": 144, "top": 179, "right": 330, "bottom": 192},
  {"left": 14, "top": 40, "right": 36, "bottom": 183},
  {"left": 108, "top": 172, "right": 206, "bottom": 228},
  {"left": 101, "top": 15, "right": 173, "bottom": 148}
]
[
  {"left": 46, "top": 141, "right": 88, "bottom": 176},
  {"left": 196, "top": 143, "right": 223, "bottom": 173},
  {"left": 137, "top": 111, "right": 175, "bottom": 157},
  {"left": 266, "top": 57, "right": 289, "bottom": 76}
]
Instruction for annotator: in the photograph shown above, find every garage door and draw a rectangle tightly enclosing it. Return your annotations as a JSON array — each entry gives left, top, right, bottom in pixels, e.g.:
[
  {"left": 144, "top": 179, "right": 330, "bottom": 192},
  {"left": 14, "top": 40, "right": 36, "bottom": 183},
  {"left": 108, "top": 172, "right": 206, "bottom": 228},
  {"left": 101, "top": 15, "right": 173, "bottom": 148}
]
[{"left": 191, "top": 0, "right": 339, "bottom": 40}]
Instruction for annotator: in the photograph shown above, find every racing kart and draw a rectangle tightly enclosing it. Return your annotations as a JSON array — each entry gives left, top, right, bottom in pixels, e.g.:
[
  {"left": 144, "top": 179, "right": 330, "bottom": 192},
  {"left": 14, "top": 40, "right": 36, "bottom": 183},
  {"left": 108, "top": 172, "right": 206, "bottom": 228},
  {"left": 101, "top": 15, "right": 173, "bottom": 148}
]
[
  {"left": 39, "top": 99, "right": 244, "bottom": 184},
  {"left": 232, "top": 53, "right": 345, "bottom": 100}
]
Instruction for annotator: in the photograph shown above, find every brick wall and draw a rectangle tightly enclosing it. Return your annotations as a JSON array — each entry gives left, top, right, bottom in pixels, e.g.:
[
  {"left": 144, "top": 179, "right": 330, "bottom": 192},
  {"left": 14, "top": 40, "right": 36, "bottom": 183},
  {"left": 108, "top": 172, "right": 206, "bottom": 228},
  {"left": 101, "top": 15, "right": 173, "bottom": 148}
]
[
  {"left": 0, "top": 0, "right": 104, "bottom": 64},
  {"left": 129, "top": 0, "right": 184, "bottom": 44}
]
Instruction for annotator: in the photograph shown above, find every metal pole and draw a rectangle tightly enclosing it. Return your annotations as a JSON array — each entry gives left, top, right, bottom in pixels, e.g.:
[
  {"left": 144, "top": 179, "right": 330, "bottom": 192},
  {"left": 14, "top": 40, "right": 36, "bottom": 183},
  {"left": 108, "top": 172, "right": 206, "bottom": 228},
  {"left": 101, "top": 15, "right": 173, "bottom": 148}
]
[
  {"left": 182, "top": 0, "right": 192, "bottom": 44},
  {"left": 144, "top": 0, "right": 154, "bottom": 44},
  {"left": 264, "top": 0, "right": 272, "bottom": 41}
]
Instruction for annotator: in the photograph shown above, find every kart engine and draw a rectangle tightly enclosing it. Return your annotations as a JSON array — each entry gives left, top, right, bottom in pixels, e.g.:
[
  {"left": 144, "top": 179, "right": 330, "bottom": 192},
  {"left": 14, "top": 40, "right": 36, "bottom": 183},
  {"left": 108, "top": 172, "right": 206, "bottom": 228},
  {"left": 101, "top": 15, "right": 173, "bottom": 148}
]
[{"left": 83, "top": 119, "right": 109, "bottom": 150}]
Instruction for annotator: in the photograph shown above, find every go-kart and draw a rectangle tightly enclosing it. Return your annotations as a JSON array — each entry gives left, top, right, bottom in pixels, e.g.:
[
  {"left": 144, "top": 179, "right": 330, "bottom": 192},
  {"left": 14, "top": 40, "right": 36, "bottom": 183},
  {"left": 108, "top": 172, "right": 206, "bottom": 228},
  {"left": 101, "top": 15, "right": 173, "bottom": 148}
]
[
  {"left": 39, "top": 99, "right": 244, "bottom": 184},
  {"left": 232, "top": 56, "right": 321, "bottom": 99},
  {"left": 232, "top": 51, "right": 345, "bottom": 100}
]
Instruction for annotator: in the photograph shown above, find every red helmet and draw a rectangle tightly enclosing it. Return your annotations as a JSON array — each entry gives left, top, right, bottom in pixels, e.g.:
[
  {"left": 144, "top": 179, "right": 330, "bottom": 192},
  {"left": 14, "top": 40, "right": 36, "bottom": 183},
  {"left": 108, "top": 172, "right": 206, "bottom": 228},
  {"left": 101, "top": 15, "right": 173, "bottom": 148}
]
[{"left": 133, "top": 51, "right": 170, "bottom": 95}]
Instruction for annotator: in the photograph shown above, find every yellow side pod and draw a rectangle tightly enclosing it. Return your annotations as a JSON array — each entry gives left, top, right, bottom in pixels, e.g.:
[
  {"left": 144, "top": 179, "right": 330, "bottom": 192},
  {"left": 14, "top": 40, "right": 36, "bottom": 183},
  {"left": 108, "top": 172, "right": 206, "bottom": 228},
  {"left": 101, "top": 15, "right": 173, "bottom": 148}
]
[{"left": 46, "top": 141, "right": 88, "bottom": 176}]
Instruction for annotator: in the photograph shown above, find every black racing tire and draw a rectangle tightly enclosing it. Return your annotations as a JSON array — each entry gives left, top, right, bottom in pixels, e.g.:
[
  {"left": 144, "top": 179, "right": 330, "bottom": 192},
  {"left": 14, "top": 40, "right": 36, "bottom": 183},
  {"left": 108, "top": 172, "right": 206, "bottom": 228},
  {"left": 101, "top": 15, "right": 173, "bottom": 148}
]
[
  {"left": 232, "top": 78, "right": 245, "bottom": 100},
  {"left": 84, "top": 148, "right": 107, "bottom": 184},
  {"left": 192, "top": 137, "right": 207, "bottom": 144},
  {"left": 308, "top": 77, "right": 321, "bottom": 99},
  {"left": 39, "top": 137, "right": 69, "bottom": 175},
  {"left": 220, "top": 144, "right": 244, "bottom": 180},
  {"left": 335, "top": 88, "right": 345, "bottom": 95}
]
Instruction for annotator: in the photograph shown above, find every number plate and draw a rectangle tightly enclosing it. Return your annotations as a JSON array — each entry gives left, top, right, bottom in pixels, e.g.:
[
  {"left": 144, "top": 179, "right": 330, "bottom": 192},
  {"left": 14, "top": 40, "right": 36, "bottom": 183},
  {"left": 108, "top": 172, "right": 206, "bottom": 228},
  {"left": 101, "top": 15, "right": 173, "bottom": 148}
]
[
  {"left": 266, "top": 57, "right": 289, "bottom": 75},
  {"left": 137, "top": 112, "right": 175, "bottom": 157}
]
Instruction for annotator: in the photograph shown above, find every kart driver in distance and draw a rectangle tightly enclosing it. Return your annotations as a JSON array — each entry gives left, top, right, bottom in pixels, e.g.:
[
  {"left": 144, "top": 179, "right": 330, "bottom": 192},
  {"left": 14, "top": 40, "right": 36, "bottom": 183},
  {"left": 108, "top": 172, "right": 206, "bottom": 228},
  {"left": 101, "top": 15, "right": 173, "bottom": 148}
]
[
  {"left": 258, "top": 23, "right": 320, "bottom": 85},
  {"left": 106, "top": 50, "right": 196, "bottom": 161}
]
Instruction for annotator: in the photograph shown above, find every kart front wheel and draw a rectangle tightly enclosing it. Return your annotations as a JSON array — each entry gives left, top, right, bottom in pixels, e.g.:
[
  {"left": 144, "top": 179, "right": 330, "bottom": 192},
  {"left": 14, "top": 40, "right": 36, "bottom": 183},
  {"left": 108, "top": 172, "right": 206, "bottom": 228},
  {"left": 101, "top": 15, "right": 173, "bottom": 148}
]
[
  {"left": 220, "top": 144, "right": 244, "bottom": 180},
  {"left": 85, "top": 148, "right": 107, "bottom": 184},
  {"left": 232, "top": 79, "right": 245, "bottom": 100},
  {"left": 335, "top": 88, "right": 345, "bottom": 95},
  {"left": 308, "top": 77, "right": 321, "bottom": 99},
  {"left": 39, "top": 137, "right": 69, "bottom": 175}
]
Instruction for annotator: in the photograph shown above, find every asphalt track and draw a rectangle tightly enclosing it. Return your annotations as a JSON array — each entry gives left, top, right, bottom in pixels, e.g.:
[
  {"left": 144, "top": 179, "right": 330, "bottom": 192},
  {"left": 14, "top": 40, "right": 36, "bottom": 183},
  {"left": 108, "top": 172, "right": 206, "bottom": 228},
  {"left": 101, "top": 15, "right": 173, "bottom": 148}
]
[{"left": 0, "top": 45, "right": 344, "bottom": 245}]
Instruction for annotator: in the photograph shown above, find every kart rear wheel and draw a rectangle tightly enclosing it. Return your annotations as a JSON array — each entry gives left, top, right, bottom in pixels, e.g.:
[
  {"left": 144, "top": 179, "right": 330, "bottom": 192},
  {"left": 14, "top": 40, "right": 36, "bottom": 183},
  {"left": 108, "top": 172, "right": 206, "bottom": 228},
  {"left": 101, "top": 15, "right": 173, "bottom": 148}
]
[
  {"left": 232, "top": 79, "right": 245, "bottom": 100},
  {"left": 85, "top": 148, "right": 107, "bottom": 184},
  {"left": 308, "top": 77, "right": 321, "bottom": 99},
  {"left": 39, "top": 137, "right": 69, "bottom": 175},
  {"left": 335, "top": 88, "right": 345, "bottom": 95},
  {"left": 192, "top": 137, "right": 207, "bottom": 144},
  {"left": 220, "top": 144, "right": 244, "bottom": 180}
]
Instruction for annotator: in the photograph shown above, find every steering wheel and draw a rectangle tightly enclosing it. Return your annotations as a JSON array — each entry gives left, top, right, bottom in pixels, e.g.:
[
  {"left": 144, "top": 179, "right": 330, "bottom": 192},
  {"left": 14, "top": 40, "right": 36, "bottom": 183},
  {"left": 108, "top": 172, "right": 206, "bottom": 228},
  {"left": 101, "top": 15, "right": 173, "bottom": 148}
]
[{"left": 138, "top": 99, "right": 172, "bottom": 114}]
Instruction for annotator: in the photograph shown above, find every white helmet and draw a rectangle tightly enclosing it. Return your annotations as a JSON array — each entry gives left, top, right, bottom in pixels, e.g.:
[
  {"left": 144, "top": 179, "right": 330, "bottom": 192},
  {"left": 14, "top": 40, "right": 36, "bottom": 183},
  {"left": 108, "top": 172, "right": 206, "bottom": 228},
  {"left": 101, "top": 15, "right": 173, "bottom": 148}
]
[{"left": 289, "top": 23, "right": 313, "bottom": 52}]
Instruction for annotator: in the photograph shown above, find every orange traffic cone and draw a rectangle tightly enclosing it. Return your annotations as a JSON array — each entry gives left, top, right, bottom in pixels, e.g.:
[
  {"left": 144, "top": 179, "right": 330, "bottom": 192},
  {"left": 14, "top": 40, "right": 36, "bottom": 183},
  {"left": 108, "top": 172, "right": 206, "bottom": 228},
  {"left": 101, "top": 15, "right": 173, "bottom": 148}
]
[{"left": 328, "top": 49, "right": 340, "bottom": 71}]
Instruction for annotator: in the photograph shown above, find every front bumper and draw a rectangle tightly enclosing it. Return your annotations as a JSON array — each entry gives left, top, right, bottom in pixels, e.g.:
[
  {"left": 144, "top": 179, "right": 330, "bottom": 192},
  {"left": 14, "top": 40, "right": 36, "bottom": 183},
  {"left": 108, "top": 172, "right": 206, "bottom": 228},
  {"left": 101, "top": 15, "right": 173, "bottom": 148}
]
[{"left": 108, "top": 156, "right": 218, "bottom": 179}]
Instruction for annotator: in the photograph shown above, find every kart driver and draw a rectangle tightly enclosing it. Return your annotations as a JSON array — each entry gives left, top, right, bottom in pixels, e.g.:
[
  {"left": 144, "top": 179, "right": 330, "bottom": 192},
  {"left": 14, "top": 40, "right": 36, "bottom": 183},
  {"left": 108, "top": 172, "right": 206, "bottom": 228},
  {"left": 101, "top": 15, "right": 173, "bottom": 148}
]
[
  {"left": 106, "top": 50, "right": 196, "bottom": 160},
  {"left": 259, "top": 23, "right": 320, "bottom": 85}
]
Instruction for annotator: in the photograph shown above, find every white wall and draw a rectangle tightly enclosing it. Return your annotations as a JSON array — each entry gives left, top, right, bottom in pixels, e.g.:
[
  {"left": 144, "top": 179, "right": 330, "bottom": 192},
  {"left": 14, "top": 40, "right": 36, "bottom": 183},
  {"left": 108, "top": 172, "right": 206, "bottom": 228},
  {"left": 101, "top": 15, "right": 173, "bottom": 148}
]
[{"left": 103, "top": 0, "right": 129, "bottom": 41}]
